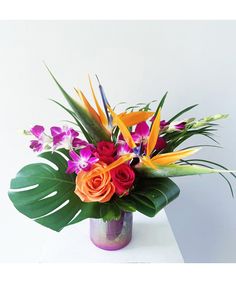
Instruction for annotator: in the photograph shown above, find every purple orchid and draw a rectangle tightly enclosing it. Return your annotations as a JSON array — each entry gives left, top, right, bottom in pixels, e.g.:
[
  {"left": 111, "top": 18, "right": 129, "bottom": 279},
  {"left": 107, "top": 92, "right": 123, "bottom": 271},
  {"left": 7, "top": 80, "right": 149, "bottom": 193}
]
[
  {"left": 151, "top": 116, "right": 186, "bottom": 133},
  {"left": 150, "top": 116, "right": 169, "bottom": 129},
  {"left": 160, "top": 120, "right": 170, "bottom": 130},
  {"left": 29, "top": 125, "right": 51, "bottom": 152},
  {"left": 166, "top": 121, "right": 186, "bottom": 133},
  {"left": 131, "top": 121, "right": 150, "bottom": 145},
  {"left": 132, "top": 121, "right": 167, "bottom": 153},
  {"left": 173, "top": 121, "right": 186, "bottom": 130},
  {"left": 117, "top": 143, "right": 133, "bottom": 156},
  {"left": 66, "top": 148, "right": 99, "bottom": 174},
  {"left": 50, "top": 126, "right": 87, "bottom": 150}
]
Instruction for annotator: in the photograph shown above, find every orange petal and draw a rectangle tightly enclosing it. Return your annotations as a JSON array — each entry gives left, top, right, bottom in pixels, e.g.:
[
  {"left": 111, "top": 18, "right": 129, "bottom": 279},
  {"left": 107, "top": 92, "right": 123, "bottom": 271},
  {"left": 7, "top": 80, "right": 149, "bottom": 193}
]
[
  {"left": 146, "top": 109, "right": 161, "bottom": 157},
  {"left": 88, "top": 75, "right": 108, "bottom": 127},
  {"left": 75, "top": 88, "right": 101, "bottom": 123},
  {"left": 118, "top": 111, "right": 154, "bottom": 127},
  {"left": 151, "top": 148, "right": 200, "bottom": 165},
  {"left": 141, "top": 156, "right": 157, "bottom": 169},
  {"left": 85, "top": 154, "right": 134, "bottom": 180},
  {"left": 107, "top": 105, "right": 136, "bottom": 149}
]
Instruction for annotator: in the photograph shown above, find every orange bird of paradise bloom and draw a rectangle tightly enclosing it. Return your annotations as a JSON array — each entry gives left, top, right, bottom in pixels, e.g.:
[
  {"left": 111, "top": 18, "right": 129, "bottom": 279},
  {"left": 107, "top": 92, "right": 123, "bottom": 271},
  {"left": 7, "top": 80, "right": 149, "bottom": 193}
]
[
  {"left": 75, "top": 76, "right": 155, "bottom": 132},
  {"left": 77, "top": 78, "right": 200, "bottom": 180}
]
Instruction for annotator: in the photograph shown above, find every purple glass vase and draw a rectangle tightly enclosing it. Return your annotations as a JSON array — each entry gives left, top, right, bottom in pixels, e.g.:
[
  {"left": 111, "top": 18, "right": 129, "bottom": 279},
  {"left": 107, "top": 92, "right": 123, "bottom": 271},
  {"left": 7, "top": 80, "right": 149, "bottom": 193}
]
[{"left": 90, "top": 211, "right": 133, "bottom": 251}]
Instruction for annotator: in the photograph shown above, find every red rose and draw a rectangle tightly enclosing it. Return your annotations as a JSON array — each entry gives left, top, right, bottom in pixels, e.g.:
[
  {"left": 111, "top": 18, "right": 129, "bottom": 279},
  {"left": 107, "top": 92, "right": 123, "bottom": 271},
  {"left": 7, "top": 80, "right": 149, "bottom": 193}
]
[
  {"left": 111, "top": 164, "right": 135, "bottom": 196},
  {"left": 99, "top": 155, "right": 115, "bottom": 165},
  {"left": 97, "top": 141, "right": 116, "bottom": 156}
]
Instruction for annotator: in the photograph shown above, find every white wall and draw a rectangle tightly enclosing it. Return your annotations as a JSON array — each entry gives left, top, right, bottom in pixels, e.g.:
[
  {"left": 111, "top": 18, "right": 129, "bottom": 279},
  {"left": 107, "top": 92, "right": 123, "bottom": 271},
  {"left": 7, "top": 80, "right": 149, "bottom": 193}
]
[{"left": 1, "top": 21, "right": 236, "bottom": 262}]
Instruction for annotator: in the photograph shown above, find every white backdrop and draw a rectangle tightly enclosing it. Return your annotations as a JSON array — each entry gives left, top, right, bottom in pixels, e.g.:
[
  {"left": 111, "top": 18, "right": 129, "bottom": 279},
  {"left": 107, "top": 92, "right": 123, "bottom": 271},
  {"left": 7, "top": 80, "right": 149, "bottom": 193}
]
[{"left": 0, "top": 21, "right": 236, "bottom": 262}]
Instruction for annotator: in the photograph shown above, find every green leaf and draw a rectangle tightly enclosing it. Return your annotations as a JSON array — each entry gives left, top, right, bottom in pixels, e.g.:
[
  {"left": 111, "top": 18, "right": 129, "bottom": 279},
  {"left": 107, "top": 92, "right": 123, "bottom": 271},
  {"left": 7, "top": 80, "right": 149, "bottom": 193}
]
[
  {"left": 180, "top": 144, "right": 222, "bottom": 150},
  {"left": 135, "top": 163, "right": 221, "bottom": 178},
  {"left": 138, "top": 100, "right": 158, "bottom": 111},
  {"left": 50, "top": 99, "right": 93, "bottom": 143},
  {"left": 45, "top": 65, "right": 110, "bottom": 143},
  {"left": 130, "top": 178, "right": 180, "bottom": 217},
  {"left": 185, "top": 159, "right": 236, "bottom": 179},
  {"left": 114, "top": 196, "right": 137, "bottom": 212},
  {"left": 68, "top": 202, "right": 103, "bottom": 225},
  {"left": 153, "top": 92, "right": 168, "bottom": 118},
  {"left": 9, "top": 151, "right": 102, "bottom": 232},
  {"left": 163, "top": 126, "right": 220, "bottom": 151},
  {"left": 99, "top": 202, "right": 121, "bottom": 221},
  {"left": 168, "top": 104, "right": 198, "bottom": 123},
  {"left": 111, "top": 126, "right": 120, "bottom": 144}
]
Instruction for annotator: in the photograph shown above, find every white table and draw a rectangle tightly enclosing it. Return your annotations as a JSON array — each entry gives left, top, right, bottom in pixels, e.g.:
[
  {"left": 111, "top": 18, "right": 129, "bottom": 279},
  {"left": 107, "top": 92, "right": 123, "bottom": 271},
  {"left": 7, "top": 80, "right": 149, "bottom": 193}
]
[
  {"left": 37, "top": 211, "right": 183, "bottom": 263},
  {"left": 1, "top": 167, "right": 183, "bottom": 263}
]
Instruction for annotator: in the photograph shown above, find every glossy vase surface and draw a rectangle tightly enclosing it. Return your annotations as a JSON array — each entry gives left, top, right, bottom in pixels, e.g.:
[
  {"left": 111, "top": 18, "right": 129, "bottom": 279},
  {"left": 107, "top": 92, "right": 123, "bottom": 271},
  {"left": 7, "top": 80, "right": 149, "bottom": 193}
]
[{"left": 90, "top": 211, "right": 133, "bottom": 251}]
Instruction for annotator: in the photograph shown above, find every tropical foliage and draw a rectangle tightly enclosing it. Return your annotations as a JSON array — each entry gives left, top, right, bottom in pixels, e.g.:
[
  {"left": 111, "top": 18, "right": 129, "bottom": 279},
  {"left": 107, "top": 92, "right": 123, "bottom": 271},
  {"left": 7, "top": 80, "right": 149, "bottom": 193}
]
[{"left": 9, "top": 67, "right": 235, "bottom": 231}]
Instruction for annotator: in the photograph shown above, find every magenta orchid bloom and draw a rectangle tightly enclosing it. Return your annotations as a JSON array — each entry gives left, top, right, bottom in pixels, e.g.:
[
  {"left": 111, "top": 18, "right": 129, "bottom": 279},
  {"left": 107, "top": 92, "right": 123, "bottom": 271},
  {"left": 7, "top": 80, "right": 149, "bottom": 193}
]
[
  {"left": 131, "top": 122, "right": 150, "bottom": 145},
  {"left": 66, "top": 147, "right": 99, "bottom": 174},
  {"left": 173, "top": 121, "right": 186, "bottom": 131},
  {"left": 160, "top": 120, "right": 170, "bottom": 130},
  {"left": 50, "top": 126, "right": 87, "bottom": 150},
  {"left": 151, "top": 116, "right": 186, "bottom": 132},
  {"left": 131, "top": 121, "right": 167, "bottom": 152},
  {"left": 151, "top": 117, "right": 169, "bottom": 128},
  {"left": 117, "top": 143, "right": 133, "bottom": 156},
  {"left": 160, "top": 120, "right": 186, "bottom": 131},
  {"left": 29, "top": 125, "right": 51, "bottom": 152},
  {"left": 167, "top": 121, "right": 186, "bottom": 132}
]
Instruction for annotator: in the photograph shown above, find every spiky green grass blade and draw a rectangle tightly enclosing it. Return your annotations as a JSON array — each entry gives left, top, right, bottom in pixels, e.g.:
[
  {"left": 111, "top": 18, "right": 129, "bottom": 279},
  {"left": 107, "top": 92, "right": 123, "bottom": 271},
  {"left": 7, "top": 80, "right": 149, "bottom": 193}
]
[
  {"left": 168, "top": 104, "right": 198, "bottom": 123},
  {"left": 45, "top": 65, "right": 110, "bottom": 143},
  {"left": 153, "top": 92, "right": 168, "bottom": 118},
  {"left": 180, "top": 160, "right": 234, "bottom": 197}
]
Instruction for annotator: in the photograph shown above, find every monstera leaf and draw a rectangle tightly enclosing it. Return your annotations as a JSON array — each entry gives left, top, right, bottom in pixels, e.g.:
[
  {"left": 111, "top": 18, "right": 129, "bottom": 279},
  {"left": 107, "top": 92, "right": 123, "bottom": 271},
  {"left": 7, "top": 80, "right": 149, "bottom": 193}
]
[
  {"left": 9, "top": 151, "right": 103, "bottom": 232},
  {"left": 129, "top": 177, "right": 180, "bottom": 217},
  {"left": 9, "top": 151, "right": 181, "bottom": 232},
  {"left": 113, "top": 177, "right": 180, "bottom": 217}
]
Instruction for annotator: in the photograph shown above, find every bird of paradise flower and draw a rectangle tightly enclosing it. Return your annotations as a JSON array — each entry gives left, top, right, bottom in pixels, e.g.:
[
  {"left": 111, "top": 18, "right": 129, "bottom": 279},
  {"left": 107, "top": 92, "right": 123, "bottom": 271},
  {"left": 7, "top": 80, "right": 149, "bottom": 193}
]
[
  {"left": 46, "top": 65, "right": 235, "bottom": 192},
  {"left": 69, "top": 74, "right": 200, "bottom": 180}
]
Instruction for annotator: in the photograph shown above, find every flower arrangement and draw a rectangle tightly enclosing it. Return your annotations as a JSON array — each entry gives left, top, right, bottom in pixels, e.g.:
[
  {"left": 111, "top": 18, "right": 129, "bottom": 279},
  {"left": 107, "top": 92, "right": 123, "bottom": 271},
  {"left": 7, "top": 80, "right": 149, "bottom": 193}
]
[{"left": 9, "top": 67, "right": 235, "bottom": 238}]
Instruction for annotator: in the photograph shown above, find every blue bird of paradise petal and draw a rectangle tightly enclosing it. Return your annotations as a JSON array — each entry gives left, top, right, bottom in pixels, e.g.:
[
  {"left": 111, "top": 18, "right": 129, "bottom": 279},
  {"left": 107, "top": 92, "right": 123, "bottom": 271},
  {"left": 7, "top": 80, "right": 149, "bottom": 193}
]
[
  {"left": 95, "top": 75, "right": 113, "bottom": 127},
  {"left": 133, "top": 144, "right": 142, "bottom": 155}
]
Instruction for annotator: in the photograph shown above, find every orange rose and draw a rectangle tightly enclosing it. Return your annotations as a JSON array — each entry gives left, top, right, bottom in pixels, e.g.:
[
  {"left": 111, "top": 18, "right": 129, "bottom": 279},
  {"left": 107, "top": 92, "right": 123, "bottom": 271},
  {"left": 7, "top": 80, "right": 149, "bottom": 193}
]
[{"left": 75, "top": 162, "right": 115, "bottom": 203}]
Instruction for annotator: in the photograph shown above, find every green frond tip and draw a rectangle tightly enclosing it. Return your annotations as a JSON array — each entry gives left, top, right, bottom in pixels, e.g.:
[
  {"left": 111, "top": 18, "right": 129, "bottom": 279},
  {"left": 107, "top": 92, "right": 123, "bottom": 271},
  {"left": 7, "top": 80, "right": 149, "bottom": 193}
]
[
  {"left": 135, "top": 163, "right": 235, "bottom": 178},
  {"left": 153, "top": 92, "right": 168, "bottom": 117},
  {"left": 44, "top": 64, "right": 110, "bottom": 143},
  {"left": 168, "top": 104, "right": 198, "bottom": 123}
]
